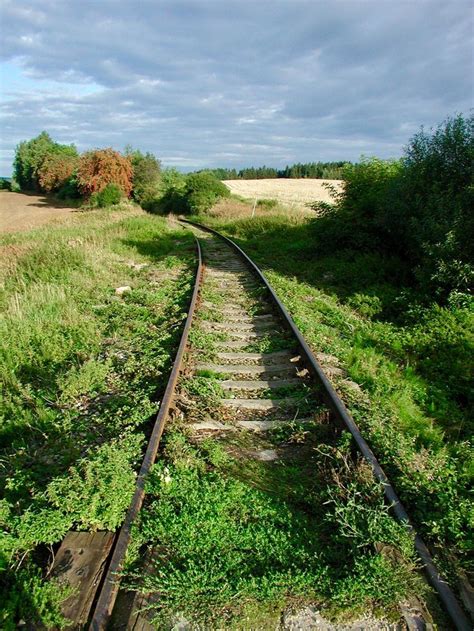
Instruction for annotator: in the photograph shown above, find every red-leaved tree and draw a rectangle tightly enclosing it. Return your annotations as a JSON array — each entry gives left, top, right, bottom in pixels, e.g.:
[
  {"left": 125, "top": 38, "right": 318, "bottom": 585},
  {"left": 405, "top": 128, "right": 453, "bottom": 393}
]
[
  {"left": 77, "top": 149, "right": 133, "bottom": 197},
  {"left": 38, "top": 152, "right": 79, "bottom": 193}
]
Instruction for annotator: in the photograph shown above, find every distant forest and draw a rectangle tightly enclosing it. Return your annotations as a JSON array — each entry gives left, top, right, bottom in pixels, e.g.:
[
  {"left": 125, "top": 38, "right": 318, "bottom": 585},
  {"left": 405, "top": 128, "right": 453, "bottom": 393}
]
[{"left": 204, "top": 161, "right": 350, "bottom": 180}]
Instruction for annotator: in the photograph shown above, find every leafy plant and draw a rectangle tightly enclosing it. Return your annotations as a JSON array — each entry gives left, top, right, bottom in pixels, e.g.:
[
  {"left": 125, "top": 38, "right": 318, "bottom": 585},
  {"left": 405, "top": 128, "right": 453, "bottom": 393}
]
[
  {"left": 126, "top": 147, "right": 161, "bottom": 205},
  {"left": 13, "top": 132, "right": 78, "bottom": 192},
  {"left": 310, "top": 114, "right": 473, "bottom": 298},
  {"left": 91, "top": 182, "right": 123, "bottom": 207},
  {"left": 56, "top": 174, "right": 82, "bottom": 199},
  {"left": 77, "top": 148, "right": 133, "bottom": 197},
  {"left": 37, "top": 148, "right": 79, "bottom": 193},
  {"left": 142, "top": 168, "right": 187, "bottom": 214},
  {"left": 183, "top": 171, "right": 230, "bottom": 213}
]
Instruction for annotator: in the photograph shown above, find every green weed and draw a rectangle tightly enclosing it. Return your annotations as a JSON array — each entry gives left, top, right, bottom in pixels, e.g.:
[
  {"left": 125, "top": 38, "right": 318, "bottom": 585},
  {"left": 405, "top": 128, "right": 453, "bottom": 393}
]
[
  {"left": 0, "top": 208, "right": 195, "bottom": 625},
  {"left": 195, "top": 209, "right": 473, "bottom": 575},
  {"left": 126, "top": 431, "right": 421, "bottom": 627}
]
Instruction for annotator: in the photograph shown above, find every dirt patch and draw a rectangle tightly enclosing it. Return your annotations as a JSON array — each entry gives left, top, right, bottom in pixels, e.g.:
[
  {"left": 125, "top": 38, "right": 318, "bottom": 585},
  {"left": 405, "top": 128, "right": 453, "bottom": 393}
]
[
  {"left": 0, "top": 191, "right": 78, "bottom": 233},
  {"left": 223, "top": 178, "right": 343, "bottom": 210}
]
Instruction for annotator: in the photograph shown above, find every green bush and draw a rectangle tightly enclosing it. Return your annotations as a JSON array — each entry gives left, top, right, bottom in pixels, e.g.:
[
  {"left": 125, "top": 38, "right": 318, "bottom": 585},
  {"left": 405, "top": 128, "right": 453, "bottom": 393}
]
[
  {"left": 183, "top": 171, "right": 230, "bottom": 213},
  {"left": 56, "top": 174, "right": 82, "bottom": 199},
  {"left": 142, "top": 168, "right": 187, "bottom": 214},
  {"left": 401, "top": 114, "right": 474, "bottom": 296},
  {"left": 10, "top": 178, "right": 21, "bottom": 193},
  {"left": 313, "top": 113, "right": 474, "bottom": 299},
  {"left": 127, "top": 148, "right": 161, "bottom": 205},
  {"left": 13, "top": 132, "right": 78, "bottom": 192},
  {"left": 92, "top": 183, "right": 122, "bottom": 207},
  {"left": 134, "top": 169, "right": 229, "bottom": 215},
  {"left": 0, "top": 562, "right": 70, "bottom": 629},
  {"left": 0, "top": 178, "right": 11, "bottom": 191}
]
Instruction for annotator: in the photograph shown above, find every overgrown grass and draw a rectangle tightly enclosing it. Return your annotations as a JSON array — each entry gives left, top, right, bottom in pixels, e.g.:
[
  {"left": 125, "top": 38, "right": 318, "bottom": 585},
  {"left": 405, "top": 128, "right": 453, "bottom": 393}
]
[
  {"left": 121, "top": 224, "right": 436, "bottom": 627},
  {"left": 0, "top": 207, "right": 195, "bottom": 627},
  {"left": 190, "top": 211, "right": 473, "bottom": 582},
  {"left": 125, "top": 429, "right": 422, "bottom": 627}
]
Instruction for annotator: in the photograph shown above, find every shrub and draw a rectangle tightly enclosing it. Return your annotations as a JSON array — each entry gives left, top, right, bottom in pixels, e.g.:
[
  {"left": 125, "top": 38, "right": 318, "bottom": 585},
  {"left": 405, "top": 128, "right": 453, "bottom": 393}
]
[
  {"left": 400, "top": 114, "right": 474, "bottom": 295},
  {"left": 312, "top": 113, "right": 474, "bottom": 299},
  {"left": 77, "top": 148, "right": 133, "bottom": 197},
  {"left": 0, "top": 178, "right": 11, "bottom": 191},
  {"left": 13, "top": 132, "right": 78, "bottom": 192},
  {"left": 142, "top": 168, "right": 187, "bottom": 214},
  {"left": 13, "top": 132, "right": 56, "bottom": 190},
  {"left": 127, "top": 148, "right": 161, "bottom": 205},
  {"left": 37, "top": 149, "right": 79, "bottom": 193},
  {"left": 91, "top": 183, "right": 122, "bottom": 208},
  {"left": 183, "top": 171, "right": 230, "bottom": 214},
  {"left": 10, "top": 178, "right": 21, "bottom": 193},
  {"left": 56, "top": 175, "right": 82, "bottom": 200}
]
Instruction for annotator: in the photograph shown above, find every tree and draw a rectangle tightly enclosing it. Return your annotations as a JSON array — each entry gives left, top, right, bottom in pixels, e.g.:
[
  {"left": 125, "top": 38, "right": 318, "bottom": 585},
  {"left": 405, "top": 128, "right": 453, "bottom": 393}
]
[
  {"left": 183, "top": 172, "right": 230, "bottom": 213},
  {"left": 312, "top": 113, "right": 473, "bottom": 298},
  {"left": 77, "top": 148, "right": 133, "bottom": 197},
  {"left": 13, "top": 132, "right": 79, "bottom": 192},
  {"left": 37, "top": 147, "right": 79, "bottom": 193},
  {"left": 126, "top": 148, "right": 161, "bottom": 205},
  {"left": 13, "top": 132, "right": 53, "bottom": 190}
]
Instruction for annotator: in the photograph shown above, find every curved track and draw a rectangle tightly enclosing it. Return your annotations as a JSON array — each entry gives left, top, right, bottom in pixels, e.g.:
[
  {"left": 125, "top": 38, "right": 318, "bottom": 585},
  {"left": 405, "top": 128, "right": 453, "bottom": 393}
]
[{"left": 86, "top": 220, "right": 469, "bottom": 630}]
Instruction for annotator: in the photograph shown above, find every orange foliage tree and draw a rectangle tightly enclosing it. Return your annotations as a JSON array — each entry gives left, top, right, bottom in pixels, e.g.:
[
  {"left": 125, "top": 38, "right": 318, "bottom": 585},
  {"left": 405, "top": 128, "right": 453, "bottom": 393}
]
[
  {"left": 77, "top": 148, "right": 133, "bottom": 197},
  {"left": 38, "top": 152, "right": 79, "bottom": 193}
]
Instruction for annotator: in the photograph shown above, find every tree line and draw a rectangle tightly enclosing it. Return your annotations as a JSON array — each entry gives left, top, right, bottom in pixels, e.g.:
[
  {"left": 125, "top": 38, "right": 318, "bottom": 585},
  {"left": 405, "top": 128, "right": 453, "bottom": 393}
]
[
  {"left": 204, "top": 161, "right": 349, "bottom": 180},
  {"left": 8, "top": 132, "right": 230, "bottom": 214},
  {"left": 9, "top": 132, "right": 162, "bottom": 208}
]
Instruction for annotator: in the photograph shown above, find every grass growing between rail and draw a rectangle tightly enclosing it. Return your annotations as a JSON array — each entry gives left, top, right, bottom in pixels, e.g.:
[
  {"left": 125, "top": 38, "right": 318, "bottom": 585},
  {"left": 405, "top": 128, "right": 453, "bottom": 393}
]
[
  {"left": 0, "top": 206, "right": 195, "bottom": 628},
  {"left": 125, "top": 427, "right": 423, "bottom": 628},
  {"left": 191, "top": 209, "right": 473, "bottom": 585}
]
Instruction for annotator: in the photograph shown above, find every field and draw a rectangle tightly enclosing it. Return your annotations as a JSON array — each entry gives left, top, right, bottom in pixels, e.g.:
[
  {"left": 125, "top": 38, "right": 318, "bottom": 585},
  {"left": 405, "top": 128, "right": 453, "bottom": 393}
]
[
  {"left": 0, "top": 191, "right": 78, "bottom": 233},
  {"left": 223, "top": 178, "right": 343, "bottom": 210}
]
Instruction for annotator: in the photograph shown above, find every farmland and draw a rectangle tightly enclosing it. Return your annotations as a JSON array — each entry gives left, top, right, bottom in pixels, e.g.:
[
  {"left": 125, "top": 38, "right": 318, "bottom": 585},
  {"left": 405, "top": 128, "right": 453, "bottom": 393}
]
[
  {"left": 223, "top": 178, "right": 344, "bottom": 210},
  {"left": 0, "top": 192, "right": 77, "bottom": 233}
]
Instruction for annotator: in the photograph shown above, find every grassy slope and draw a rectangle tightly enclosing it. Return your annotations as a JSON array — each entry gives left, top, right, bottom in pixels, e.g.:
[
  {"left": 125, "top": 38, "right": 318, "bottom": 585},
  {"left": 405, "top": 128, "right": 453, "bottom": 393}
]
[
  {"left": 0, "top": 204, "right": 195, "bottom": 628},
  {"left": 193, "top": 205, "right": 473, "bottom": 577}
]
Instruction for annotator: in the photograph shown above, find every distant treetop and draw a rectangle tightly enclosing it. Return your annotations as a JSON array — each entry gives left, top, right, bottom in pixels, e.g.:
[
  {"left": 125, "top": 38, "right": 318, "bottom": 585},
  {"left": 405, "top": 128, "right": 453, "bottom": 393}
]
[{"left": 199, "top": 161, "right": 351, "bottom": 180}]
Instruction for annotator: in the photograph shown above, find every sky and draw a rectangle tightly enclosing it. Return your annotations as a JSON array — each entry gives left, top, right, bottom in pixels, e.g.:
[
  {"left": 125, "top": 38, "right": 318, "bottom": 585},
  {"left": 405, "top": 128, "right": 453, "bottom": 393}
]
[{"left": 0, "top": 0, "right": 472, "bottom": 175}]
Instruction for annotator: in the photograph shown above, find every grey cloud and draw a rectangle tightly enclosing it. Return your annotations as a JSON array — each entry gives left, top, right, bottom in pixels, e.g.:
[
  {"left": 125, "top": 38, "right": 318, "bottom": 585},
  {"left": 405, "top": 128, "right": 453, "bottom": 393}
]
[{"left": 0, "top": 0, "right": 472, "bottom": 174}]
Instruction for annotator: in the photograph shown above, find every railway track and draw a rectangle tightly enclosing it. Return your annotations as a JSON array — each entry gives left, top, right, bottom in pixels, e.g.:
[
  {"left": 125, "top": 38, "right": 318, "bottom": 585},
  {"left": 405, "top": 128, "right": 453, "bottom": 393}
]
[{"left": 53, "top": 220, "right": 469, "bottom": 630}]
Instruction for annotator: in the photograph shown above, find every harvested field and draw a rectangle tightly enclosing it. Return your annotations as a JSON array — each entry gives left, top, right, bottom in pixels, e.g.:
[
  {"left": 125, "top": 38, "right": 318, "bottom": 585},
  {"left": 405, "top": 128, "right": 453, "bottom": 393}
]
[
  {"left": 0, "top": 191, "right": 78, "bottom": 233},
  {"left": 223, "top": 178, "right": 343, "bottom": 210}
]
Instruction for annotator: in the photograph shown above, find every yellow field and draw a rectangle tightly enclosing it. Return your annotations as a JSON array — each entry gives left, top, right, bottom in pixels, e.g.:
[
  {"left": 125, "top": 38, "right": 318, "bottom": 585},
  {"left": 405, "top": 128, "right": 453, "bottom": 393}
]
[{"left": 223, "top": 178, "right": 343, "bottom": 210}]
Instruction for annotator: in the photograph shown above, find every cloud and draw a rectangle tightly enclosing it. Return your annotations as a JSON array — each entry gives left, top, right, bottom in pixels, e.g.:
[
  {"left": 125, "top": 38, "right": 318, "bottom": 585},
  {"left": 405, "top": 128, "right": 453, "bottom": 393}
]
[{"left": 0, "top": 0, "right": 472, "bottom": 174}]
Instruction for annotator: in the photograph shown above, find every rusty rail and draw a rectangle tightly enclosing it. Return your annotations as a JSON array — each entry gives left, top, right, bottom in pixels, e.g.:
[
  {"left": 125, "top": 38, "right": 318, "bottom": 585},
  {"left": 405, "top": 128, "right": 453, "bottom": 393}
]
[
  {"left": 182, "top": 219, "right": 471, "bottom": 631},
  {"left": 89, "top": 235, "right": 203, "bottom": 630}
]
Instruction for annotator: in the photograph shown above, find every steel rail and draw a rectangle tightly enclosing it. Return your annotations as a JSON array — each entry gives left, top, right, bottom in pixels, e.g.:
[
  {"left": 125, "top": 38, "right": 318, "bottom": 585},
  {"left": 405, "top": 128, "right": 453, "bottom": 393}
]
[
  {"left": 89, "top": 235, "right": 203, "bottom": 630},
  {"left": 182, "top": 219, "right": 471, "bottom": 631}
]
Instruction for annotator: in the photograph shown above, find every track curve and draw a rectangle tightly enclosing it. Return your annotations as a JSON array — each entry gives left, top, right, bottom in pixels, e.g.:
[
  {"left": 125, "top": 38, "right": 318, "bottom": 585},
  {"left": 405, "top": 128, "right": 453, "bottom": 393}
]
[
  {"left": 182, "top": 219, "right": 471, "bottom": 631},
  {"left": 88, "top": 219, "right": 469, "bottom": 630}
]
